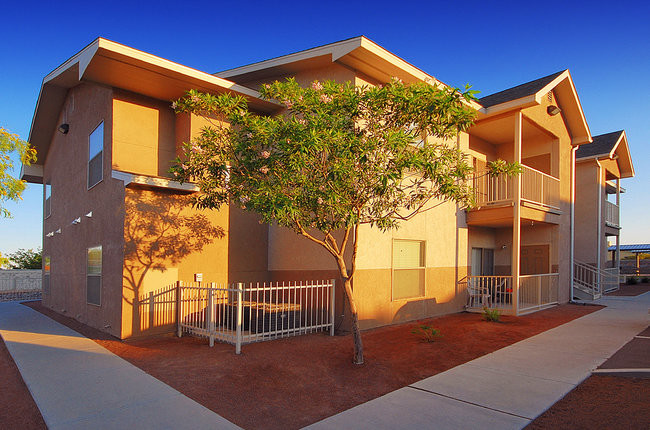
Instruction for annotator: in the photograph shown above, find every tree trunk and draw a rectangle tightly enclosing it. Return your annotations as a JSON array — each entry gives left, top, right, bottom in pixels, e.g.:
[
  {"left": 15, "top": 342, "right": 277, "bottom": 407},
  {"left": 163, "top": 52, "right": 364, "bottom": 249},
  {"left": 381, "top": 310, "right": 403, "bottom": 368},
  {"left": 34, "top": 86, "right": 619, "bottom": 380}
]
[{"left": 342, "top": 276, "right": 364, "bottom": 364}]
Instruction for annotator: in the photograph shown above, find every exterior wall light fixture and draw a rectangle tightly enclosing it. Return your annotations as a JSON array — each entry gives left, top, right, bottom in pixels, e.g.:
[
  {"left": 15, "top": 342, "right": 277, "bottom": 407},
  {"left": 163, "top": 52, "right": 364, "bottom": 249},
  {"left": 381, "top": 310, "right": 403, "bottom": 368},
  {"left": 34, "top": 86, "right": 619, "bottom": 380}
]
[
  {"left": 58, "top": 123, "right": 69, "bottom": 134},
  {"left": 547, "top": 105, "right": 561, "bottom": 116}
]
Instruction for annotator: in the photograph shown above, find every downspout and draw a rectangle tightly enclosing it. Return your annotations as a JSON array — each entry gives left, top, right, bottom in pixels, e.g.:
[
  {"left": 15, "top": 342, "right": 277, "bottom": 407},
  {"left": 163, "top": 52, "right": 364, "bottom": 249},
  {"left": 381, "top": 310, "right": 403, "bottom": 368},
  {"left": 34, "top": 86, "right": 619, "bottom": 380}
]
[
  {"left": 570, "top": 145, "right": 578, "bottom": 301},
  {"left": 595, "top": 159, "right": 603, "bottom": 292}
]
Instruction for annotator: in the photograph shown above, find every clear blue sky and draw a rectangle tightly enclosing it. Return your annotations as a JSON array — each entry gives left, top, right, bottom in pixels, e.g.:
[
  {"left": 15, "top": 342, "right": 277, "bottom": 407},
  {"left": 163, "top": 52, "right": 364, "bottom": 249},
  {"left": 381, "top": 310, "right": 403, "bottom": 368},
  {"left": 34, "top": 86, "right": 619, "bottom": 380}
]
[{"left": 1, "top": 0, "right": 649, "bottom": 255}]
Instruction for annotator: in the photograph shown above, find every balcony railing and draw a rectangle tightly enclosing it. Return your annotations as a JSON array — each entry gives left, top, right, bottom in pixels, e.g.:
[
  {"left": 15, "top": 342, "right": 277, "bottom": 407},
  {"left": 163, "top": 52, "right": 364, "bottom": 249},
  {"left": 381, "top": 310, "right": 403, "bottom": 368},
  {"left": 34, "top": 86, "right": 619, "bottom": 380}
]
[
  {"left": 472, "top": 165, "right": 560, "bottom": 210},
  {"left": 605, "top": 201, "right": 619, "bottom": 227},
  {"left": 464, "top": 275, "right": 514, "bottom": 312},
  {"left": 519, "top": 273, "right": 559, "bottom": 313}
]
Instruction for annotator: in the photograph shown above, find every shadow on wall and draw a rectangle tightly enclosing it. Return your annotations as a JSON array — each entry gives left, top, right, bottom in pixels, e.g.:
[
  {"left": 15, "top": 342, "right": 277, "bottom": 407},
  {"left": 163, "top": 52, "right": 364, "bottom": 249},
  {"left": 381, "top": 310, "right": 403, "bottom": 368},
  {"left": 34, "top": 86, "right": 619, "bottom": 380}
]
[{"left": 123, "top": 190, "right": 224, "bottom": 337}]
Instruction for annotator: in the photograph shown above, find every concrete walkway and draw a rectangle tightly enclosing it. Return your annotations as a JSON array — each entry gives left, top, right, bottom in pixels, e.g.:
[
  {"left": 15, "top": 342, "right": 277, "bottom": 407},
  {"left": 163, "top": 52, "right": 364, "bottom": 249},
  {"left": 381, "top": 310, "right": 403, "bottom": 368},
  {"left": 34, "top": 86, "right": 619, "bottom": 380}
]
[
  {"left": 0, "top": 302, "right": 240, "bottom": 430},
  {"left": 307, "top": 293, "right": 649, "bottom": 430}
]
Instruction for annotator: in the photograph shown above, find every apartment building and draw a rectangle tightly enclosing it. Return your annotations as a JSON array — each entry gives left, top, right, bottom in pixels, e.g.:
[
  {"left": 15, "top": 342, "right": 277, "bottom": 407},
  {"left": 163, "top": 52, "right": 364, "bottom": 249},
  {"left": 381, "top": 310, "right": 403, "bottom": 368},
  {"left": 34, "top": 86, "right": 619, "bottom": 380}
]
[
  {"left": 23, "top": 36, "right": 617, "bottom": 338},
  {"left": 574, "top": 131, "right": 634, "bottom": 298}
]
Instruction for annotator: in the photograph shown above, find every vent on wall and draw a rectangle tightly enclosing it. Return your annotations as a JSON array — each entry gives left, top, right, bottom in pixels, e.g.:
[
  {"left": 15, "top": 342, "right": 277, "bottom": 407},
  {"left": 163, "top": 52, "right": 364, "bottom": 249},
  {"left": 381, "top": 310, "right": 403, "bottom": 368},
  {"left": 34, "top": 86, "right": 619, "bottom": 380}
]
[{"left": 547, "top": 91, "right": 553, "bottom": 103}]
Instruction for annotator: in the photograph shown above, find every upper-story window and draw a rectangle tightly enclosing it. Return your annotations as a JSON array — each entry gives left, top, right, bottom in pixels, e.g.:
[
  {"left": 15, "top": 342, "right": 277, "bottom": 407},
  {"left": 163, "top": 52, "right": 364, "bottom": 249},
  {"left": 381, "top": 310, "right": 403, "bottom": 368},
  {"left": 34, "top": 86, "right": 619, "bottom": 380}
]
[
  {"left": 44, "top": 181, "right": 51, "bottom": 218},
  {"left": 88, "top": 121, "right": 104, "bottom": 189}
]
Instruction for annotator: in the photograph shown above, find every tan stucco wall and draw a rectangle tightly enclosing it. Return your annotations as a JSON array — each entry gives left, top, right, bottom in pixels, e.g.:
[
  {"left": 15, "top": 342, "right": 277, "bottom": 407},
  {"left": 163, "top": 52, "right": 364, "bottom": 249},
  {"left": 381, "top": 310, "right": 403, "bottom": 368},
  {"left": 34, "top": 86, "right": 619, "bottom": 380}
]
[
  {"left": 112, "top": 90, "right": 176, "bottom": 178},
  {"left": 575, "top": 162, "right": 600, "bottom": 266},
  {"left": 42, "top": 82, "right": 125, "bottom": 338}
]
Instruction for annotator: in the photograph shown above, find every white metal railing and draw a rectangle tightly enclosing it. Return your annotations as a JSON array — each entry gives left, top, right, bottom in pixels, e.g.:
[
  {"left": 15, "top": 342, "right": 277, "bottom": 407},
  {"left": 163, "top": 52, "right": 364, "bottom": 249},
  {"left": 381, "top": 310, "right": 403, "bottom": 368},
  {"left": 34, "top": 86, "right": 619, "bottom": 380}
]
[
  {"left": 573, "top": 260, "right": 601, "bottom": 298},
  {"left": 464, "top": 276, "right": 514, "bottom": 311},
  {"left": 602, "top": 268, "right": 620, "bottom": 293},
  {"left": 520, "top": 165, "right": 560, "bottom": 210},
  {"left": 518, "top": 273, "right": 559, "bottom": 313},
  {"left": 471, "top": 164, "right": 559, "bottom": 210},
  {"left": 178, "top": 280, "right": 335, "bottom": 354},
  {"left": 472, "top": 170, "right": 514, "bottom": 207},
  {"left": 605, "top": 201, "right": 619, "bottom": 227},
  {"left": 573, "top": 260, "right": 620, "bottom": 298}
]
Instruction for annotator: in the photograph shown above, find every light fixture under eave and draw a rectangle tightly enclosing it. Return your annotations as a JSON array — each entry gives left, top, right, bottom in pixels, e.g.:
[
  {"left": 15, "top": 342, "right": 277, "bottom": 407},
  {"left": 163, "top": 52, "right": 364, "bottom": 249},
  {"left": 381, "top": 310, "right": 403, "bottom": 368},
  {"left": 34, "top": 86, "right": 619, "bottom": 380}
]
[
  {"left": 547, "top": 105, "right": 561, "bottom": 116},
  {"left": 58, "top": 123, "right": 69, "bottom": 134}
]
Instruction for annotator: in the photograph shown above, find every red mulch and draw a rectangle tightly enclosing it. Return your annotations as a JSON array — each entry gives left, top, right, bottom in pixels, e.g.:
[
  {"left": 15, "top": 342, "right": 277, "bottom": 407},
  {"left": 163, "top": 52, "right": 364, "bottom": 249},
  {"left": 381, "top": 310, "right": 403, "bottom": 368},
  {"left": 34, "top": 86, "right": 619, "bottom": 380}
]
[
  {"left": 526, "top": 375, "right": 650, "bottom": 429},
  {"left": 0, "top": 336, "right": 47, "bottom": 429},
  {"left": 606, "top": 283, "right": 650, "bottom": 296},
  {"left": 22, "top": 302, "right": 602, "bottom": 429}
]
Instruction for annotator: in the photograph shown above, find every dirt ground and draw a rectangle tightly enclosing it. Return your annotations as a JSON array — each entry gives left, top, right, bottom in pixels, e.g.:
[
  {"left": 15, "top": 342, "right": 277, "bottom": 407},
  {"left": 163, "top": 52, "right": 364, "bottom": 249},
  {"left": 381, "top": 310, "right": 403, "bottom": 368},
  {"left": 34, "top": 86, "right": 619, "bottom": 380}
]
[
  {"left": 527, "top": 322, "right": 650, "bottom": 430},
  {"left": 0, "top": 337, "right": 47, "bottom": 429},
  {"left": 606, "top": 282, "right": 650, "bottom": 296},
  {"left": 22, "top": 302, "right": 601, "bottom": 429}
]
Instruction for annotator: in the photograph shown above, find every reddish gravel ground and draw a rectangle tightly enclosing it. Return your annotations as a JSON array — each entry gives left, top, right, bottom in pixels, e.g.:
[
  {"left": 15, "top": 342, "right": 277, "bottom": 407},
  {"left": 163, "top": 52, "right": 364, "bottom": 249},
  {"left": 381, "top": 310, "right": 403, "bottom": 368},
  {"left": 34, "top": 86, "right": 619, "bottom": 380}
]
[
  {"left": 606, "top": 282, "right": 650, "bottom": 296},
  {"left": 22, "top": 302, "right": 601, "bottom": 429},
  {"left": 527, "top": 375, "right": 650, "bottom": 429},
  {"left": 0, "top": 337, "right": 47, "bottom": 429}
]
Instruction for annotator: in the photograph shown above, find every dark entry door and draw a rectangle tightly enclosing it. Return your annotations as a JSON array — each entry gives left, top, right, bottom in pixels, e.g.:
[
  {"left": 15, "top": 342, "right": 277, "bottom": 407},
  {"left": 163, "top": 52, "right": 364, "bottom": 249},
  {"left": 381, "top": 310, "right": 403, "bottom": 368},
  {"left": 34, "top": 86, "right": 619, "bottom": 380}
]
[{"left": 520, "top": 245, "right": 549, "bottom": 275}]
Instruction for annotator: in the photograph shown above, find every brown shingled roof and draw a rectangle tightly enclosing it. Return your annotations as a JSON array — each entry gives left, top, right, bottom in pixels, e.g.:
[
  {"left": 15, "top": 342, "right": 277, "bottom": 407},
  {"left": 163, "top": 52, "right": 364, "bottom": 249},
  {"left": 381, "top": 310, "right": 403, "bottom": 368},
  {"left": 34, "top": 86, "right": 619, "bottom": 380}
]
[
  {"left": 576, "top": 131, "right": 624, "bottom": 159},
  {"left": 478, "top": 71, "right": 565, "bottom": 108}
]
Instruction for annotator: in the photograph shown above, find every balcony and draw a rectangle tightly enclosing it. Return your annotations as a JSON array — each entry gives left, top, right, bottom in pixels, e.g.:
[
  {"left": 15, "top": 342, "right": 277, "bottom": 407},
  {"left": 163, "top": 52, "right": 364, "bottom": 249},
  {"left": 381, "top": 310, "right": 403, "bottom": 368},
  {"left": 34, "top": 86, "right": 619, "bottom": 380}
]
[
  {"left": 464, "top": 273, "right": 559, "bottom": 315},
  {"left": 605, "top": 201, "right": 620, "bottom": 228},
  {"left": 467, "top": 165, "right": 561, "bottom": 227}
]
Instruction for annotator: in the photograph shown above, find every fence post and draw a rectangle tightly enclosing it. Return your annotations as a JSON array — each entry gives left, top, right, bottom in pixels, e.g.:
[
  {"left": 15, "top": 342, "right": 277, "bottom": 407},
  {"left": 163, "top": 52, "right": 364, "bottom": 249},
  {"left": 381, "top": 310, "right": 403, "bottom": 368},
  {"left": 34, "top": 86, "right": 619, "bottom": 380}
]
[
  {"left": 207, "top": 285, "right": 214, "bottom": 347},
  {"left": 148, "top": 291, "right": 155, "bottom": 330},
  {"left": 330, "top": 279, "right": 336, "bottom": 336},
  {"left": 176, "top": 281, "right": 182, "bottom": 338},
  {"left": 236, "top": 282, "right": 244, "bottom": 354}
]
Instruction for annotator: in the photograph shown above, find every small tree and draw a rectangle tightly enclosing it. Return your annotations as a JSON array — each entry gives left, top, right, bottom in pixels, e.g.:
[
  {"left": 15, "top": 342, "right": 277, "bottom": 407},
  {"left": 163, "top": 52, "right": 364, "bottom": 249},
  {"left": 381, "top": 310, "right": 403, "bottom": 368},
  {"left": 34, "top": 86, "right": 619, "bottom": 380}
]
[
  {"left": 172, "top": 78, "right": 511, "bottom": 364},
  {"left": 6, "top": 248, "right": 42, "bottom": 269},
  {"left": 1, "top": 127, "right": 37, "bottom": 218}
]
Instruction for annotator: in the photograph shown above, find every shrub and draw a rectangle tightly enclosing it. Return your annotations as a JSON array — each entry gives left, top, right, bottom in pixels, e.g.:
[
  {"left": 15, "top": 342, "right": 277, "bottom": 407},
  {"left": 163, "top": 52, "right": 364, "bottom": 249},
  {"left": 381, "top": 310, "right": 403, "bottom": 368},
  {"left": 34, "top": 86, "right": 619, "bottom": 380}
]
[
  {"left": 483, "top": 307, "right": 501, "bottom": 322},
  {"left": 627, "top": 277, "right": 638, "bottom": 285},
  {"left": 642, "top": 277, "right": 649, "bottom": 283},
  {"left": 411, "top": 325, "right": 443, "bottom": 342}
]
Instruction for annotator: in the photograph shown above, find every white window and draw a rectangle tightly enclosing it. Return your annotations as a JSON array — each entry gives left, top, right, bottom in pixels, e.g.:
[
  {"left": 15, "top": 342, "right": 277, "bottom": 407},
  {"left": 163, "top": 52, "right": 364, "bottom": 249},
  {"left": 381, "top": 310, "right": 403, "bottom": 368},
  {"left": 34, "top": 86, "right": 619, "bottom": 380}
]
[
  {"left": 87, "top": 246, "right": 102, "bottom": 306},
  {"left": 392, "top": 239, "right": 425, "bottom": 300},
  {"left": 44, "top": 181, "right": 51, "bottom": 218},
  {"left": 88, "top": 122, "right": 104, "bottom": 189}
]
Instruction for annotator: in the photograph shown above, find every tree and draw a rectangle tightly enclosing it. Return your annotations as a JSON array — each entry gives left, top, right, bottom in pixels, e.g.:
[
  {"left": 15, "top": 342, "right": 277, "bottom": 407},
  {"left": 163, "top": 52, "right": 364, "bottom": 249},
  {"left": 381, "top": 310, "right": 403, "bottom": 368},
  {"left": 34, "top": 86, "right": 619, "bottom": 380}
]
[
  {"left": 172, "top": 78, "right": 512, "bottom": 364},
  {"left": 0, "top": 127, "right": 37, "bottom": 218},
  {"left": 6, "top": 248, "right": 42, "bottom": 269}
]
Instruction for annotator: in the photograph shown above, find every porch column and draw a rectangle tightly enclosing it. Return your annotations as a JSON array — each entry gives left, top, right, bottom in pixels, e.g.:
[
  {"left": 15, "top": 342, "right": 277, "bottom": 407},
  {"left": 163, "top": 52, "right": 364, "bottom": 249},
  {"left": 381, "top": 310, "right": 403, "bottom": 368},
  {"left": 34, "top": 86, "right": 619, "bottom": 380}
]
[
  {"left": 615, "top": 179, "right": 621, "bottom": 274},
  {"left": 512, "top": 112, "right": 522, "bottom": 314}
]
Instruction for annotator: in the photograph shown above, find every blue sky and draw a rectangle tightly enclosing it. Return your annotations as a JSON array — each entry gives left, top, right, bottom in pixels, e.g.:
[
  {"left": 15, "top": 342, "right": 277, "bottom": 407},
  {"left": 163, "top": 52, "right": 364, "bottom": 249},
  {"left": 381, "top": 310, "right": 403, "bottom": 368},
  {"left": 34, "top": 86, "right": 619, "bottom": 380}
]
[{"left": 1, "top": 0, "right": 649, "bottom": 255}]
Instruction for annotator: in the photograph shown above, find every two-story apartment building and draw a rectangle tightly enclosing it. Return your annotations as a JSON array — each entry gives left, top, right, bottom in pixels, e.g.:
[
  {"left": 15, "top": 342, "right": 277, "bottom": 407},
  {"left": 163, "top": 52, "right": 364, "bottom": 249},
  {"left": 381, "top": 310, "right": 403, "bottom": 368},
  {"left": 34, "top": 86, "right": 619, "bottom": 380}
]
[
  {"left": 23, "top": 36, "right": 616, "bottom": 338},
  {"left": 573, "top": 130, "right": 634, "bottom": 299}
]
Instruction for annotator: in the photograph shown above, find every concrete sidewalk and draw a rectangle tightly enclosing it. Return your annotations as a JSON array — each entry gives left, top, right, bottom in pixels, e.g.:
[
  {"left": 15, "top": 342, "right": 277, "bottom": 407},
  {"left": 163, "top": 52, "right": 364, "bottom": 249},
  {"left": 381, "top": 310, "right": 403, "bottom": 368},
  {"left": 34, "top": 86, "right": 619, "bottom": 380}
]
[
  {"left": 307, "top": 293, "right": 649, "bottom": 430},
  {"left": 0, "top": 302, "right": 240, "bottom": 430}
]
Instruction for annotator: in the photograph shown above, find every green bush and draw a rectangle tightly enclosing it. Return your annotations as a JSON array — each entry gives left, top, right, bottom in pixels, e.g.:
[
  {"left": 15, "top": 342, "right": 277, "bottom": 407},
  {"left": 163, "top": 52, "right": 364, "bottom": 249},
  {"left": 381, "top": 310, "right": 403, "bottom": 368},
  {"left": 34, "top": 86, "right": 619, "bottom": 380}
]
[
  {"left": 411, "top": 325, "right": 443, "bottom": 342},
  {"left": 482, "top": 307, "right": 501, "bottom": 322},
  {"left": 627, "top": 277, "right": 638, "bottom": 285}
]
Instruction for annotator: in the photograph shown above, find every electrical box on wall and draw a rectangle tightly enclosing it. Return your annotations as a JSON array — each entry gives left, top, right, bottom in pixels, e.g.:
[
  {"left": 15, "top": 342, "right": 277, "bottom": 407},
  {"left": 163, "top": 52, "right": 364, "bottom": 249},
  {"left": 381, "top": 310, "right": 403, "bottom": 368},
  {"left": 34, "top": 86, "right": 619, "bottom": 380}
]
[{"left": 194, "top": 273, "right": 203, "bottom": 283}]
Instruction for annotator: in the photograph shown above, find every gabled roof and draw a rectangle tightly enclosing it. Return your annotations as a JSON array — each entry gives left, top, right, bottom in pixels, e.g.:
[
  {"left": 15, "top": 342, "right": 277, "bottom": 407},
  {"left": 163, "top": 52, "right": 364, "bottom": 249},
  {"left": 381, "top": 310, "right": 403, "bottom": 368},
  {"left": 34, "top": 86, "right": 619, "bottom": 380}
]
[
  {"left": 216, "top": 36, "right": 441, "bottom": 86},
  {"left": 576, "top": 130, "right": 634, "bottom": 178},
  {"left": 24, "top": 38, "right": 279, "bottom": 181},
  {"left": 478, "top": 71, "right": 564, "bottom": 108},
  {"left": 476, "top": 70, "right": 591, "bottom": 145},
  {"left": 576, "top": 130, "right": 623, "bottom": 158}
]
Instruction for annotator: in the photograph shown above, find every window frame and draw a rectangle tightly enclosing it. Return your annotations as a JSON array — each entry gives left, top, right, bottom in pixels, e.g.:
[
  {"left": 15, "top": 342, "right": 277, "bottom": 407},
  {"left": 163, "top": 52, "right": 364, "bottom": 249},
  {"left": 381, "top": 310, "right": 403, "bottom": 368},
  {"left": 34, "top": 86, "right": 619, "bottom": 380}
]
[
  {"left": 391, "top": 239, "right": 426, "bottom": 301},
  {"left": 44, "top": 181, "right": 52, "bottom": 219},
  {"left": 86, "top": 245, "right": 102, "bottom": 306},
  {"left": 87, "top": 121, "right": 104, "bottom": 190}
]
